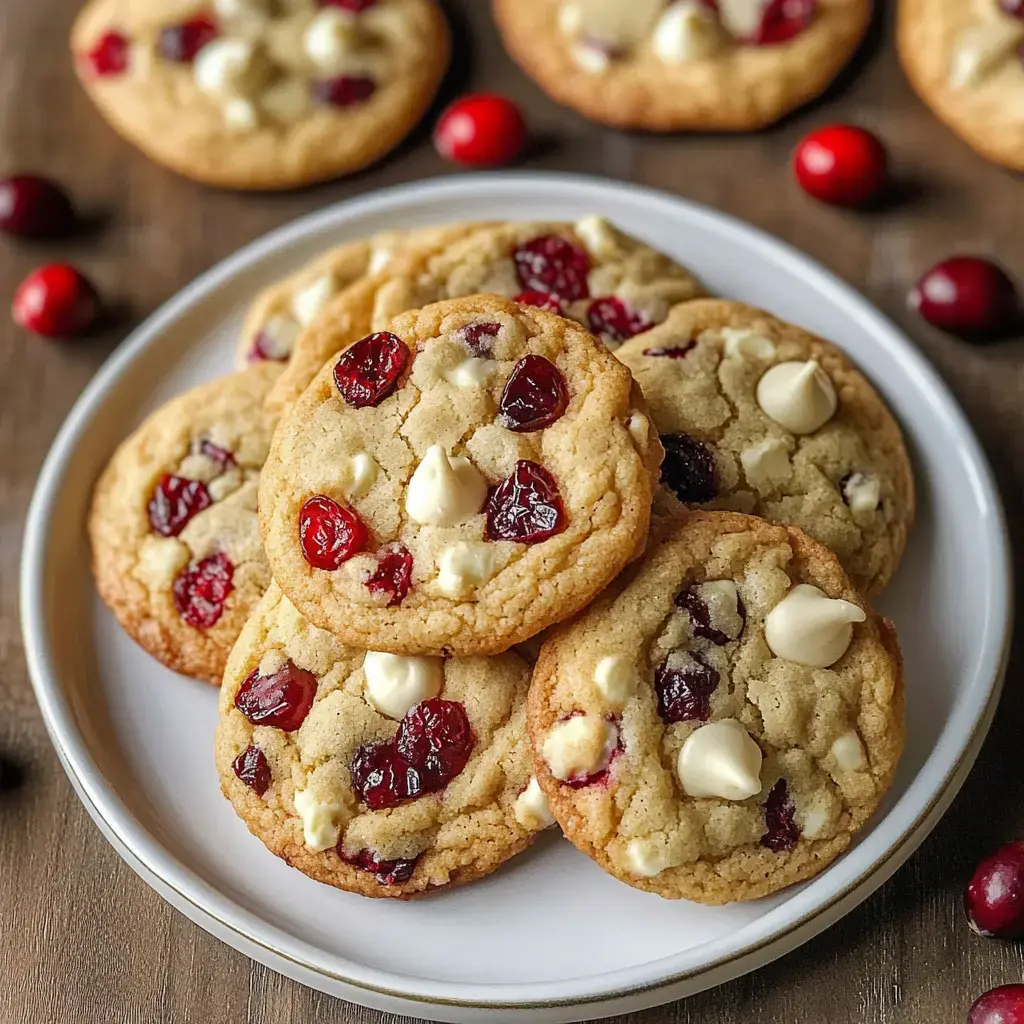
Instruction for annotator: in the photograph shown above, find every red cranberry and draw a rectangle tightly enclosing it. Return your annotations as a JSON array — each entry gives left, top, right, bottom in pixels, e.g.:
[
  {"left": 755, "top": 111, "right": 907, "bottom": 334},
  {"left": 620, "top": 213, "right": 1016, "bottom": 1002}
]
[
  {"left": 498, "top": 355, "right": 569, "bottom": 432},
  {"left": 173, "top": 552, "right": 234, "bottom": 629},
  {"left": 970, "top": 986, "right": 1024, "bottom": 1024},
  {"left": 998, "top": 0, "right": 1024, "bottom": 17},
  {"left": 148, "top": 474, "right": 212, "bottom": 537},
  {"left": 676, "top": 585, "right": 745, "bottom": 645},
  {"left": 0, "top": 176, "right": 76, "bottom": 238},
  {"left": 341, "top": 847, "right": 419, "bottom": 886},
  {"left": 513, "top": 235, "right": 591, "bottom": 301},
  {"left": 334, "top": 331, "right": 409, "bottom": 407},
  {"left": 644, "top": 341, "right": 696, "bottom": 358},
  {"left": 320, "top": 0, "right": 379, "bottom": 9},
  {"left": 234, "top": 660, "right": 318, "bottom": 731},
  {"left": 396, "top": 699, "right": 474, "bottom": 789},
  {"left": 514, "top": 290, "right": 565, "bottom": 315},
  {"left": 157, "top": 15, "right": 218, "bottom": 62},
  {"left": 761, "top": 778, "right": 801, "bottom": 851},
  {"left": 485, "top": 460, "right": 567, "bottom": 544},
  {"left": 249, "top": 330, "right": 289, "bottom": 363},
  {"left": 586, "top": 297, "right": 652, "bottom": 344},
  {"left": 350, "top": 740, "right": 422, "bottom": 809},
  {"left": 312, "top": 75, "right": 376, "bottom": 107},
  {"left": 82, "top": 30, "right": 130, "bottom": 77},
  {"left": 748, "top": 0, "right": 815, "bottom": 44},
  {"left": 458, "top": 321, "right": 501, "bottom": 355},
  {"left": 12, "top": 264, "right": 98, "bottom": 338},
  {"left": 365, "top": 543, "right": 413, "bottom": 606},
  {"left": 965, "top": 841, "right": 1024, "bottom": 938},
  {"left": 793, "top": 125, "right": 888, "bottom": 207},
  {"left": 661, "top": 434, "right": 718, "bottom": 503},
  {"left": 299, "top": 495, "right": 368, "bottom": 570},
  {"left": 909, "top": 257, "right": 1020, "bottom": 337},
  {"left": 197, "top": 439, "right": 235, "bottom": 470},
  {"left": 232, "top": 744, "right": 271, "bottom": 796},
  {"left": 433, "top": 93, "right": 527, "bottom": 168},
  {"left": 654, "top": 653, "right": 719, "bottom": 722}
]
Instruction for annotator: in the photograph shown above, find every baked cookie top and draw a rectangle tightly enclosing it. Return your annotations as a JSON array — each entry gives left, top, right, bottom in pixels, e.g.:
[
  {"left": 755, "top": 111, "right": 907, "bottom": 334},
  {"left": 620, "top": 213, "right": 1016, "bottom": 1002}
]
[
  {"left": 617, "top": 299, "right": 914, "bottom": 596},
  {"left": 71, "top": 0, "right": 450, "bottom": 189},
  {"left": 89, "top": 364, "right": 281, "bottom": 683},
  {"left": 528, "top": 510, "right": 905, "bottom": 904},
  {"left": 266, "top": 215, "right": 705, "bottom": 410},
  {"left": 259, "top": 293, "right": 662, "bottom": 656},
  {"left": 492, "top": 0, "right": 872, "bottom": 131},
  {"left": 898, "top": 0, "right": 1024, "bottom": 171},
  {"left": 216, "top": 582, "right": 550, "bottom": 899}
]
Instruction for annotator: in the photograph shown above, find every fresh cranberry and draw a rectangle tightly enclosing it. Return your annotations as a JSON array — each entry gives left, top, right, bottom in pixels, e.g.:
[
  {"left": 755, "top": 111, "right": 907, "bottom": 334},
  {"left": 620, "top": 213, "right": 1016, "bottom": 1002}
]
[
  {"left": 676, "top": 585, "right": 745, "bottom": 645},
  {"left": 433, "top": 93, "right": 527, "bottom": 168},
  {"left": 396, "top": 699, "right": 475, "bottom": 789},
  {"left": 654, "top": 653, "right": 720, "bottom": 722},
  {"left": 232, "top": 744, "right": 271, "bottom": 796},
  {"left": 965, "top": 842, "right": 1024, "bottom": 938},
  {"left": 312, "top": 75, "right": 376, "bottom": 107},
  {"left": 197, "top": 439, "right": 235, "bottom": 470},
  {"left": 459, "top": 321, "right": 501, "bottom": 355},
  {"left": 747, "top": 0, "right": 816, "bottom": 43},
  {"left": 587, "top": 297, "right": 652, "bottom": 344},
  {"left": 365, "top": 543, "right": 413, "bottom": 606},
  {"left": 999, "top": 0, "right": 1024, "bottom": 17},
  {"left": 12, "top": 264, "right": 98, "bottom": 338},
  {"left": 341, "top": 847, "right": 419, "bottom": 886},
  {"left": 644, "top": 341, "right": 696, "bottom": 358},
  {"left": 513, "top": 235, "right": 591, "bottom": 301},
  {"left": 350, "top": 740, "right": 422, "bottom": 809},
  {"left": 333, "top": 331, "right": 409, "bottom": 407},
  {"left": 320, "top": 0, "right": 379, "bottom": 9},
  {"left": 909, "top": 257, "right": 1020, "bottom": 337},
  {"left": 793, "top": 125, "right": 888, "bottom": 207},
  {"left": 234, "top": 660, "right": 318, "bottom": 731},
  {"left": 661, "top": 434, "right": 718, "bottom": 503},
  {"left": 147, "top": 474, "right": 212, "bottom": 537},
  {"left": 173, "top": 552, "right": 234, "bottom": 629},
  {"left": 486, "top": 461, "right": 567, "bottom": 543},
  {"left": 82, "top": 30, "right": 130, "bottom": 77},
  {"left": 498, "top": 355, "right": 569, "bottom": 432},
  {"left": 514, "top": 290, "right": 565, "bottom": 315},
  {"left": 299, "top": 495, "right": 368, "bottom": 570},
  {"left": 0, "top": 176, "right": 76, "bottom": 238},
  {"left": 761, "top": 779, "right": 801, "bottom": 851},
  {"left": 157, "top": 15, "right": 218, "bottom": 62},
  {"left": 970, "top": 986, "right": 1024, "bottom": 1024}
]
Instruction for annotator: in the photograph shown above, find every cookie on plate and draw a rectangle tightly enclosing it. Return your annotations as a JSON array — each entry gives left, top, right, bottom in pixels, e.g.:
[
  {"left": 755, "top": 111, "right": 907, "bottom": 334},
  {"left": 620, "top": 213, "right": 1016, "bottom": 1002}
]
[
  {"left": 89, "top": 364, "right": 281, "bottom": 683},
  {"left": 216, "top": 582, "right": 551, "bottom": 899},
  {"left": 259, "top": 293, "right": 663, "bottom": 656},
  {"left": 266, "top": 215, "right": 705, "bottom": 410},
  {"left": 617, "top": 299, "right": 914, "bottom": 596},
  {"left": 897, "top": 0, "right": 1024, "bottom": 171},
  {"left": 529, "top": 510, "right": 905, "bottom": 904},
  {"left": 492, "top": 0, "right": 872, "bottom": 131},
  {"left": 71, "top": 0, "right": 450, "bottom": 189}
]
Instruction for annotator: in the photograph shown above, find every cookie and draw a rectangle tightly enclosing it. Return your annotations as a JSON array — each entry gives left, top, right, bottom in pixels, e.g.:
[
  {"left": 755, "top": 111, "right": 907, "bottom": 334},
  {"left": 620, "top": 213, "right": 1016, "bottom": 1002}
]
[
  {"left": 71, "top": 0, "right": 450, "bottom": 190},
  {"left": 215, "top": 582, "right": 550, "bottom": 899},
  {"left": 89, "top": 364, "right": 281, "bottom": 683},
  {"left": 492, "top": 0, "right": 872, "bottom": 132},
  {"left": 528, "top": 510, "right": 905, "bottom": 904},
  {"left": 258, "top": 293, "right": 663, "bottom": 656},
  {"left": 898, "top": 0, "right": 1024, "bottom": 171},
  {"left": 616, "top": 299, "right": 914, "bottom": 596},
  {"left": 266, "top": 215, "right": 705, "bottom": 410}
]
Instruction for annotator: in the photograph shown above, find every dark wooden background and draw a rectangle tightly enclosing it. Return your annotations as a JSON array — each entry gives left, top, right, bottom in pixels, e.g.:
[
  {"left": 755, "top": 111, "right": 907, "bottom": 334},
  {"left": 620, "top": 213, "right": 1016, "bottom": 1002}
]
[{"left": 2, "top": 1, "right": 1023, "bottom": 1021}]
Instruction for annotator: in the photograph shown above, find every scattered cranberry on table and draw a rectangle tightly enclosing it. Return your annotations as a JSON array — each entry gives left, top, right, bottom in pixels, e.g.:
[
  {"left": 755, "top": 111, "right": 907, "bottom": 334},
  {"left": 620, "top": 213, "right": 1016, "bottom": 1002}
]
[
  {"left": 0, "top": 175, "right": 76, "bottom": 238},
  {"left": 433, "top": 94, "right": 527, "bottom": 168},
  {"left": 969, "top": 985, "right": 1024, "bottom": 1024},
  {"left": 12, "top": 264, "right": 99, "bottom": 338},
  {"left": 909, "top": 257, "right": 1020, "bottom": 338},
  {"left": 793, "top": 125, "right": 888, "bottom": 207},
  {"left": 965, "top": 841, "right": 1024, "bottom": 938}
]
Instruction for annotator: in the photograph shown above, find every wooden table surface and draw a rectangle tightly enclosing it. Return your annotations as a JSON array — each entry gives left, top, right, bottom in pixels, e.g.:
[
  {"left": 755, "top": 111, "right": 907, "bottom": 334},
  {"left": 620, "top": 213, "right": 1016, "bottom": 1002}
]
[{"left": 2, "top": 1, "right": 1023, "bottom": 1021}]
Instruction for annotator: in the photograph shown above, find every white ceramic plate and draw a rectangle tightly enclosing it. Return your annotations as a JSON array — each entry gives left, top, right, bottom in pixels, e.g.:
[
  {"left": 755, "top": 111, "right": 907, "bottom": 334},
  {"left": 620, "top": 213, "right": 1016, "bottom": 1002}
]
[{"left": 21, "top": 174, "right": 1011, "bottom": 1023}]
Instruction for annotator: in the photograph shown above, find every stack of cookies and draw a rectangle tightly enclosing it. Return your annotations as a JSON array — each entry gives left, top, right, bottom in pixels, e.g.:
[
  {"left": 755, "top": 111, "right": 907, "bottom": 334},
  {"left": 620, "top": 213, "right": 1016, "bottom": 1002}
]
[{"left": 89, "top": 217, "right": 911, "bottom": 903}]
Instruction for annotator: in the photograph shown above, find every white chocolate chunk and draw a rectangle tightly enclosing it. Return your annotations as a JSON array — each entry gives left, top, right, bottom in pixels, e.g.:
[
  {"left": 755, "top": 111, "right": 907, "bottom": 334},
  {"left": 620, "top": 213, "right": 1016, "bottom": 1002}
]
[
  {"left": 290, "top": 274, "right": 335, "bottom": 327},
  {"left": 194, "top": 38, "right": 263, "bottom": 98},
  {"left": 652, "top": 0, "right": 721, "bottom": 64},
  {"left": 260, "top": 76, "right": 312, "bottom": 123},
  {"left": 338, "top": 452, "right": 378, "bottom": 499},
  {"left": 593, "top": 655, "right": 639, "bottom": 709},
  {"left": 435, "top": 542, "right": 496, "bottom": 598},
  {"left": 717, "top": 0, "right": 767, "bottom": 39},
  {"left": 626, "top": 412, "right": 649, "bottom": 447},
  {"left": 831, "top": 730, "right": 865, "bottom": 772},
  {"left": 368, "top": 245, "right": 393, "bottom": 275},
  {"left": 132, "top": 536, "right": 190, "bottom": 590},
  {"left": 756, "top": 360, "right": 837, "bottom": 434},
  {"left": 558, "top": 2, "right": 584, "bottom": 36},
  {"left": 740, "top": 437, "right": 792, "bottom": 493},
  {"left": 293, "top": 787, "right": 348, "bottom": 852},
  {"left": 570, "top": 0, "right": 665, "bottom": 48},
  {"left": 254, "top": 315, "right": 300, "bottom": 359},
  {"left": 303, "top": 7, "right": 359, "bottom": 73},
  {"left": 573, "top": 214, "right": 621, "bottom": 259},
  {"left": 625, "top": 837, "right": 681, "bottom": 877},
  {"left": 676, "top": 719, "right": 762, "bottom": 801},
  {"left": 513, "top": 777, "right": 556, "bottom": 830},
  {"left": 721, "top": 326, "right": 777, "bottom": 360},
  {"left": 223, "top": 96, "right": 259, "bottom": 132},
  {"left": 444, "top": 358, "right": 497, "bottom": 389},
  {"left": 362, "top": 651, "right": 443, "bottom": 719},
  {"left": 571, "top": 41, "right": 611, "bottom": 73},
  {"left": 764, "top": 583, "right": 866, "bottom": 668},
  {"left": 949, "top": 21, "right": 1024, "bottom": 89},
  {"left": 405, "top": 445, "right": 488, "bottom": 527},
  {"left": 542, "top": 716, "right": 618, "bottom": 782},
  {"left": 842, "top": 471, "right": 880, "bottom": 514}
]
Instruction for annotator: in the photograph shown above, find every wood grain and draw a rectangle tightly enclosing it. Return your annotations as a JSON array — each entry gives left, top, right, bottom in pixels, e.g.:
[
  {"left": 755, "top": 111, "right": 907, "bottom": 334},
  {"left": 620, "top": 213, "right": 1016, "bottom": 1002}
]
[{"left": 2, "top": 1, "right": 1023, "bottom": 1021}]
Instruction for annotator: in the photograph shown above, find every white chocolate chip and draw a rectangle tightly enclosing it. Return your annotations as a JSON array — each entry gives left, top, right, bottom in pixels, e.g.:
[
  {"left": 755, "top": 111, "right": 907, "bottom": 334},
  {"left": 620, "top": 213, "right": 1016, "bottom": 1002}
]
[
  {"left": 740, "top": 437, "right": 792, "bottom": 493},
  {"left": 223, "top": 96, "right": 259, "bottom": 132},
  {"left": 558, "top": 2, "right": 584, "bottom": 36},
  {"left": 513, "top": 777, "right": 556, "bottom": 830},
  {"left": 626, "top": 412, "right": 649, "bottom": 447},
  {"left": 132, "top": 536, "right": 190, "bottom": 590},
  {"left": 797, "top": 790, "right": 839, "bottom": 840},
  {"left": 842, "top": 471, "right": 880, "bottom": 514},
  {"left": 592, "top": 655, "right": 638, "bottom": 709},
  {"left": 756, "top": 360, "right": 837, "bottom": 435},
  {"left": 676, "top": 719, "right": 763, "bottom": 801},
  {"left": 444, "top": 357, "right": 497, "bottom": 389},
  {"left": 652, "top": 0, "right": 721, "bottom": 64},
  {"left": 570, "top": 41, "right": 612, "bottom": 73},
  {"left": 362, "top": 651, "right": 443, "bottom": 719},
  {"left": 260, "top": 76, "right": 313, "bottom": 123},
  {"left": 338, "top": 452, "right": 378, "bottom": 499},
  {"left": 290, "top": 274, "right": 335, "bottom": 327},
  {"left": 717, "top": 0, "right": 767, "bottom": 39},
  {"left": 435, "top": 541, "right": 496, "bottom": 599},
  {"left": 368, "top": 245, "right": 393, "bottom": 275},
  {"left": 254, "top": 315, "right": 300, "bottom": 359},
  {"left": 573, "top": 214, "right": 621, "bottom": 259},
  {"left": 542, "top": 715, "right": 618, "bottom": 782},
  {"left": 721, "top": 326, "right": 777, "bottom": 360},
  {"left": 830, "top": 730, "right": 865, "bottom": 772},
  {"left": 293, "top": 787, "right": 348, "bottom": 852},
  {"left": 764, "top": 583, "right": 866, "bottom": 668},
  {"left": 303, "top": 7, "right": 359, "bottom": 73},
  {"left": 405, "top": 445, "right": 488, "bottom": 527},
  {"left": 625, "top": 837, "right": 680, "bottom": 877},
  {"left": 949, "top": 21, "right": 1024, "bottom": 89},
  {"left": 194, "top": 38, "right": 264, "bottom": 98},
  {"left": 690, "top": 580, "right": 745, "bottom": 641}
]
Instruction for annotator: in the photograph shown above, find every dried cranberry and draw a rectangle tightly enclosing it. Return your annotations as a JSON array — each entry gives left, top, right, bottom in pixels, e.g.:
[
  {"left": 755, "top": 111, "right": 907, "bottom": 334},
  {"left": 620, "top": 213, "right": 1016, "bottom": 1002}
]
[
  {"left": 148, "top": 474, "right": 212, "bottom": 537},
  {"left": 320, "top": 0, "right": 378, "bottom": 9},
  {"left": 661, "top": 434, "right": 717, "bottom": 504},
  {"left": 396, "top": 699, "right": 475, "bottom": 789},
  {"left": 232, "top": 744, "right": 271, "bottom": 796},
  {"left": 234, "top": 660, "right": 318, "bottom": 732},
  {"left": 365, "top": 543, "right": 413, "bottom": 606},
  {"left": 498, "top": 355, "right": 569, "bottom": 432},
  {"left": 485, "top": 461, "right": 566, "bottom": 543},
  {"left": 82, "top": 30, "right": 130, "bottom": 77},
  {"left": 643, "top": 341, "right": 696, "bottom": 358},
  {"left": 299, "top": 495, "right": 368, "bottom": 570},
  {"left": 459, "top": 321, "right": 501, "bottom": 355},
  {"left": 341, "top": 847, "right": 419, "bottom": 886},
  {"left": 312, "top": 75, "right": 376, "bottom": 107},
  {"left": 0, "top": 176, "right": 76, "bottom": 238},
  {"left": 157, "top": 15, "right": 217, "bottom": 62},
  {"left": 748, "top": 0, "right": 816, "bottom": 44},
  {"left": 514, "top": 290, "right": 566, "bottom": 315},
  {"left": 349, "top": 740, "right": 422, "bottom": 809},
  {"left": 333, "top": 332, "right": 409, "bottom": 407},
  {"left": 654, "top": 653, "right": 719, "bottom": 722},
  {"left": 587, "top": 297, "right": 652, "bottom": 344},
  {"left": 198, "top": 439, "right": 235, "bottom": 469},
  {"left": 761, "top": 779, "right": 801, "bottom": 851},
  {"left": 676, "top": 585, "right": 745, "bottom": 645},
  {"left": 512, "top": 235, "right": 591, "bottom": 301},
  {"left": 173, "top": 552, "right": 234, "bottom": 629}
]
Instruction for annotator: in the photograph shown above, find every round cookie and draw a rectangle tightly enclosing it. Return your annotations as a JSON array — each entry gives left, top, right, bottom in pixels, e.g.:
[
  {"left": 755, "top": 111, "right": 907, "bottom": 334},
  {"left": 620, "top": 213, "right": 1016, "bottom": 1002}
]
[
  {"left": 259, "top": 293, "right": 663, "bottom": 656},
  {"left": 216, "top": 582, "right": 551, "bottom": 899},
  {"left": 266, "top": 215, "right": 705, "bottom": 410},
  {"left": 898, "top": 0, "right": 1024, "bottom": 171},
  {"left": 71, "top": 0, "right": 450, "bottom": 190},
  {"left": 617, "top": 299, "right": 914, "bottom": 596},
  {"left": 89, "top": 363, "right": 281, "bottom": 683},
  {"left": 492, "top": 0, "right": 872, "bottom": 132},
  {"left": 528, "top": 510, "right": 905, "bottom": 904}
]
